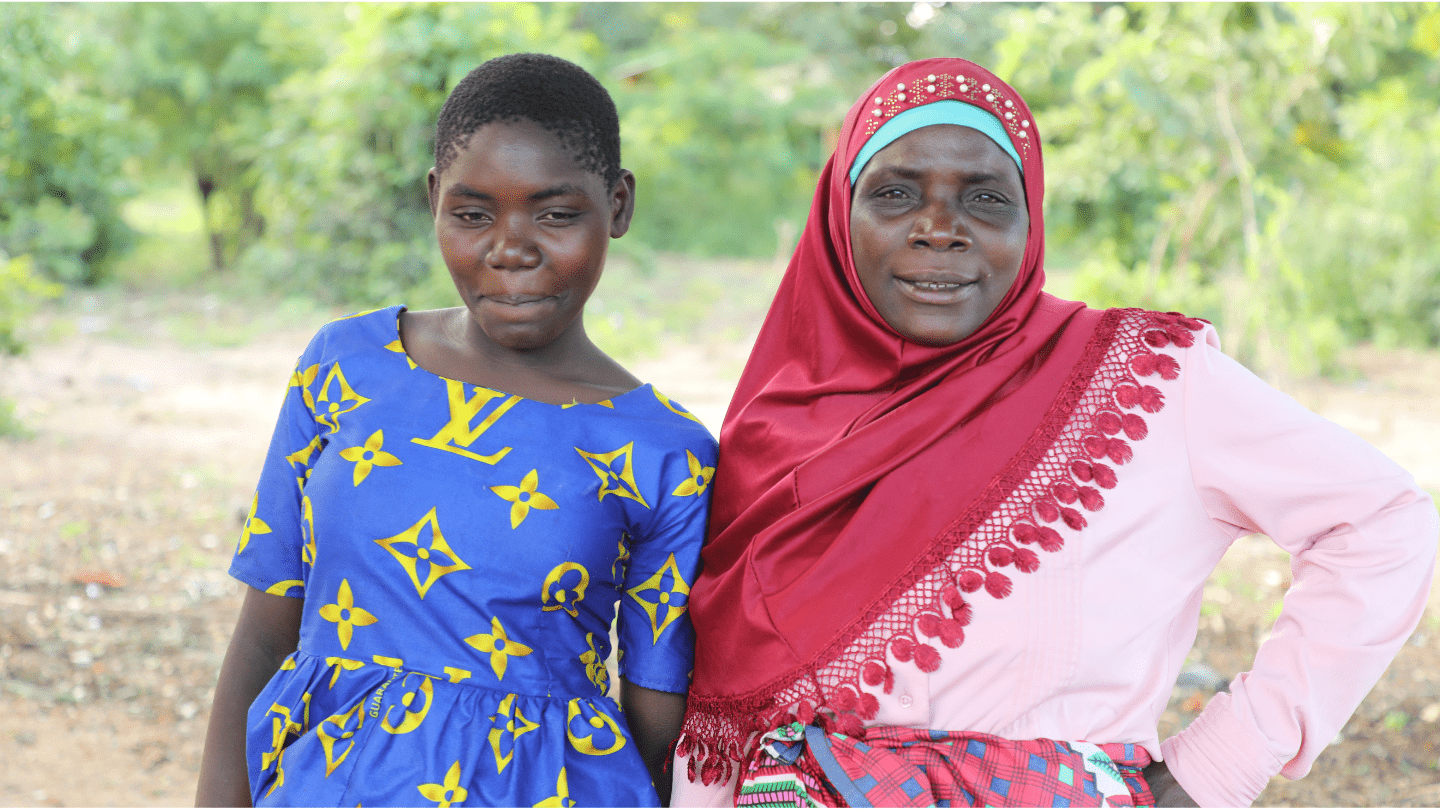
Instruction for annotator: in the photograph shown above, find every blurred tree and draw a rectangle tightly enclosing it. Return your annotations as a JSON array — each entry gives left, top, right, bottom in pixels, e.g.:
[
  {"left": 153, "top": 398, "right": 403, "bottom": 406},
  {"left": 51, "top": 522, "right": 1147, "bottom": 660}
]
[
  {"left": 102, "top": 3, "right": 334, "bottom": 272},
  {"left": 984, "top": 2, "right": 1440, "bottom": 376},
  {"left": 240, "top": 3, "right": 600, "bottom": 303},
  {"left": 0, "top": 4, "right": 139, "bottom": 284}
]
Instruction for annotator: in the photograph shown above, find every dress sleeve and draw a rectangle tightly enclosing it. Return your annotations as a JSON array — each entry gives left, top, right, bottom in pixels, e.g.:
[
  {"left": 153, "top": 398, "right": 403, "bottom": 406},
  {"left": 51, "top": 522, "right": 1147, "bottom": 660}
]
[
  {"left": 616, "top": 437, "right": 718, "bottom": 694},
  {"left": 226, "top": 350, "right": 325, "bottom": 599},
  {"left": 1161, "top": 330, "right": 1439, "bottom": 806}
]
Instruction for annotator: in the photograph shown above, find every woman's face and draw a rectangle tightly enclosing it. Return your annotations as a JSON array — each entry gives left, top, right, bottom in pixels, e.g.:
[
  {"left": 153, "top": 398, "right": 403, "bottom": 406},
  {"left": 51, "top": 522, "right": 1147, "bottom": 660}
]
[
  {"left": 849, "top": 123, "right": 1029, "bottom": 346},
  {"left": 427, "top": 119, "right": 633, "bottom": 351}
]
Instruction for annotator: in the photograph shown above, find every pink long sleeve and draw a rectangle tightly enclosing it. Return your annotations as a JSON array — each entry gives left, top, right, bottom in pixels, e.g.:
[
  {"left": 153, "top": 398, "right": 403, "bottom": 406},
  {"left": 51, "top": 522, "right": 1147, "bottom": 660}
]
[{"left": 1161, "top": 333, "right": 1438, "bottom": 806}]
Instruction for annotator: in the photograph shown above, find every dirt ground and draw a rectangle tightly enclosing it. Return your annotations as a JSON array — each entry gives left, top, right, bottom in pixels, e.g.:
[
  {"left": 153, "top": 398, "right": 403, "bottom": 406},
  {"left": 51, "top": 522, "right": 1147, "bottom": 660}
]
[{"left": 2, "top": 290, "right": 1439, "bottom": 807}]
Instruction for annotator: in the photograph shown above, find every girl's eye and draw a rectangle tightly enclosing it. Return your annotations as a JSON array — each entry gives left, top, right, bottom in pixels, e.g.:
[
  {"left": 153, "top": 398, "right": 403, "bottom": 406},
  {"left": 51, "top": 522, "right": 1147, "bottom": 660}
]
[
  {"left": 541, "top": 210, "right": 580, "bottom": 223},
  {"left": 455, "top": 210, "right": 489, "bottom": 223}
]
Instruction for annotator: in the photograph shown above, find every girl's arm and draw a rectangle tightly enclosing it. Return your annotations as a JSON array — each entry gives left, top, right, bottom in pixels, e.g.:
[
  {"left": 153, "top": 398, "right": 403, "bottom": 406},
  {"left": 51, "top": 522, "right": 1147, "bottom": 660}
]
[
  {"left": 621, "top": 678, "right": 687, "bottom": 806},
  {"left": 195, "top": 587, "right": 303, "bottom": 807}
]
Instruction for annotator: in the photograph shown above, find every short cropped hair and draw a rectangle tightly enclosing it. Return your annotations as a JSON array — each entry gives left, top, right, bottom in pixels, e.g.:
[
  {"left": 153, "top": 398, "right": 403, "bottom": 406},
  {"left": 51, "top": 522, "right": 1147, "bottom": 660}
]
[{"left": 434, "top": 53, "right": 622, "bottom": 188}]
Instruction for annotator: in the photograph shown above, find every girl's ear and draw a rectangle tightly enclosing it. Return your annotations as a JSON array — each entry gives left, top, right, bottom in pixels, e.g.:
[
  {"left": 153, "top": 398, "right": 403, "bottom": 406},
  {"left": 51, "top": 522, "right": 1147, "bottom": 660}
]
[
  {"left": 426, "top": 168, "right": 440, "bottom": 218},
  {"left": 609, "top": 169, "right": 637, "bottom": 238}
]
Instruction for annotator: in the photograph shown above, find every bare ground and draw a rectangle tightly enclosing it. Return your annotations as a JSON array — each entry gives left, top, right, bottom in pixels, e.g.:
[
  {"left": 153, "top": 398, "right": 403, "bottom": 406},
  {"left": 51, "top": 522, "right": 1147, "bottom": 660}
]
[{"left": 1, "top": 291, "right": 1438, "bottom": 807}]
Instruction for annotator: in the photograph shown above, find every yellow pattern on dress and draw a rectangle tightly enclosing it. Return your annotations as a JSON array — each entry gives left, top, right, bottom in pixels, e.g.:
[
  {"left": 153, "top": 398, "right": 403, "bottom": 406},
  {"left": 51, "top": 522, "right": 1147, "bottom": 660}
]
[
  {"left": 316, "top": 701, "right": 365, "bottom": 777},
  {"left": 487, "top": 693, "right": 540, "bottom": 774},
  {"left": 417, "top": 760, "right": 468, "bottom": 807},
  {"left": 579, "top": 633, "right": 609, "bottom": 693},
  {"left": 574, "top": 442, "right": 650, "bottom": 508},
  {"left": 612, "top": 531, "right": 631, "bottom": 581},
  {"left": 338, "top": 429, "right": 402, "bottom": 486},
  {"left": 284, "top": 435, "right": 322, "bottom": 490},
  {"left": 237, "top": 492, "right": 271, "bottom": 554},
  {"left": 443, "top": 666, "right": 471, "bottom": 683},
  {"left": 565, "top": 699, "right": 626, "bottom": 756},
  {"left": 465, "top": 616, "right": 534, "bottom": 680},
  {"left": 318, "top": 579, "right": 378, "bottom": 650},
  {"left": 323, "top": 657, "right": 364, "bottom": 688},
  {"left": 626, "top": 553, "right": 692, "bottom": 643},
  {"left": 410, "top": 380, "right": 519, "bottom": 465},
  {"left": 671, "top": 449, "right": 716, "bottom": 497},
  {"left": 383, "top": 339, "right": 418, "bottom": 369},
  {"left": 541, "top": 562, "right": 589, "bottom": 618},
  {"left": 301, "top": 495, "right": 317, "bottom": 567},
  {"left": 534, "top": 767, "right": 575, "bottom": 807},
  {"left": 374, "top": 507, "right": 473, "bottom": 598},
  {"left": 260, "top": 703, "right": 303, "bottom": 796},
  {"left": 653, "top": 388, "right": 703, "bottom": 424},
  {"left": 265, "top": 580, "right": 304, "bottom": 597},
  {"left": 290, "top": 363, "right": 320, "bottom": 411},
  {"left": 313, "top": 364, "right": 370, "bottom": 434},
  {"left": 490, "top": 469, "right": 560, "bottom": 528},
  {"left": 381, "top": 675, "right": 434, "bottom": 735}
]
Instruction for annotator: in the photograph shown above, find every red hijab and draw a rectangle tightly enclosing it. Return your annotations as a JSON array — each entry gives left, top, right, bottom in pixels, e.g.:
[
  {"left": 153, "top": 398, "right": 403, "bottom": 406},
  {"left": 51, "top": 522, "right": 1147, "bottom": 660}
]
[{"left": 680, "top": 59, "right": 1107, "bottom": 781}]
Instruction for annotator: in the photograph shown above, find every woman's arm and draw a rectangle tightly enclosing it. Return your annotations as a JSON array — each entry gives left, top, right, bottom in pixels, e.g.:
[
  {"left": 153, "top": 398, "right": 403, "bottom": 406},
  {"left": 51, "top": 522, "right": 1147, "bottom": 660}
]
[
  {"left": 1163, "top": 330, "right": 1438, "bottom": 806},
  {"left": 621, "top": 678, "right": 687, "bottom": 806},
  {"left": 195, "top": 587, "right": 304, "bottom": 807}
]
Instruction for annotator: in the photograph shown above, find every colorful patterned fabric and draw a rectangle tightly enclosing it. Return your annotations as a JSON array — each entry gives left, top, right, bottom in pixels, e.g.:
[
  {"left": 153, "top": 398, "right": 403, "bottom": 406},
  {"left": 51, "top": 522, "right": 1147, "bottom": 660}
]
[
  {"left": 228, "top": 306, "right": 716, "bottom": 807},
  {"left": 736, "top": 724, "right": 1154, "bottom": 808}
]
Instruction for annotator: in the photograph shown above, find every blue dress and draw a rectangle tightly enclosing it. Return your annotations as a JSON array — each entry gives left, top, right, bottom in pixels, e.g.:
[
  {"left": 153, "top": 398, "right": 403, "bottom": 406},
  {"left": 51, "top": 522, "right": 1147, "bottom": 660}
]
[{"left": 228, "top": 306, "right": 717, "bottom": 807}]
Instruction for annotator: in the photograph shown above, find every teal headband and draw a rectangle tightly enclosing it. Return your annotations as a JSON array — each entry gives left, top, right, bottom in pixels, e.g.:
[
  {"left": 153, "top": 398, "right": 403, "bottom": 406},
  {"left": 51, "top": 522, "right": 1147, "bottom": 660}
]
[{"left": 848, "top": 100, "right": 1023, "bottom": 185}]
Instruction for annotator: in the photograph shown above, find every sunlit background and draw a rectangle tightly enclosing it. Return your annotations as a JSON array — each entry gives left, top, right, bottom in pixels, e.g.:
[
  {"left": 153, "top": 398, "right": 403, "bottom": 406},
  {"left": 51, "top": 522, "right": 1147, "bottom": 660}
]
[{"left": 2, "top": 3, "right": 1439, "bottom": 806}]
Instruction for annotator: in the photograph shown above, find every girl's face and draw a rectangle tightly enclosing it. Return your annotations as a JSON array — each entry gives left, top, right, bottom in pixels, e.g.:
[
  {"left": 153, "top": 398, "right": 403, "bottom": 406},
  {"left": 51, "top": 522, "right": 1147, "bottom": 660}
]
[
  {"left": 849, "top": 123, "right": 1028, "bottom": 346},
  {"left": 427, "top": 120, "right": 634, "bottom": 352}
]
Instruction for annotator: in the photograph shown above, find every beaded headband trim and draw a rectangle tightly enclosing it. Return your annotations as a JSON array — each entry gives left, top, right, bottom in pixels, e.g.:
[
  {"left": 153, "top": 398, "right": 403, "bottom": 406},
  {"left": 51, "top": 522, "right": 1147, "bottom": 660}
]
[
  {"left": 850, "top": 71, "right": 1033, "bottom": 183},
  {"left": 848, "top": 101, "right": 1022, "bottom": 185}
]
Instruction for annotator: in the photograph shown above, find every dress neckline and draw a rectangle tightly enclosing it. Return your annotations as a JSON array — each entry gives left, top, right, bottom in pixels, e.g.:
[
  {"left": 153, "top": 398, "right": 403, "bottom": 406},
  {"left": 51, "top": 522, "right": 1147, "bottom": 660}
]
[{"left": 388, "top": 305, "right": 650, "bottom": 409}]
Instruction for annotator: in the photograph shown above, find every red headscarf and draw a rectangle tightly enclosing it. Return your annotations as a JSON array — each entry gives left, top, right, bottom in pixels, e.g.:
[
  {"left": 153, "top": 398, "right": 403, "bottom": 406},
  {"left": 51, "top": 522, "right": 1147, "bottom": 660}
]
[{"left": 679, "top": 59, "right": 1107, "bottom": 781}]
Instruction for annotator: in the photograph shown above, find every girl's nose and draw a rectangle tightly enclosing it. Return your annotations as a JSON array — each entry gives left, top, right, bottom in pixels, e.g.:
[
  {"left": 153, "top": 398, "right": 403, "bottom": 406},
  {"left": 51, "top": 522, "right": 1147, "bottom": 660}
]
[{"left": 485, "top": 217, "right": 541, "bottom": 269}]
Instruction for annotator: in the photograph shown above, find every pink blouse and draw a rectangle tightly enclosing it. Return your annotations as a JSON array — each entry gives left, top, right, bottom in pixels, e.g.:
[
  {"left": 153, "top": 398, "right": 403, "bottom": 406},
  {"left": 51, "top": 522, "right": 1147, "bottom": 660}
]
[{"left": 673, "top": 324, "right": 1438, "bottom": 807}]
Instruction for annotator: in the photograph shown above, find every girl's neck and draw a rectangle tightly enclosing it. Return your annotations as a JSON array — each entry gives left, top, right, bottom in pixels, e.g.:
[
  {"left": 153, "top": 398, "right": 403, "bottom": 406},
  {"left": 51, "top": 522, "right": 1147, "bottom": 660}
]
[{"left": 400, "top": 308, "right": 639, "bottom": 406}]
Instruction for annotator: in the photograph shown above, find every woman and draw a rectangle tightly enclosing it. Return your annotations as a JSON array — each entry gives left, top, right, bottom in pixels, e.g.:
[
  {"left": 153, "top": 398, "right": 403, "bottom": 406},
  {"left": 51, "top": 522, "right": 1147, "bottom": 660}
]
[{"left": 672, "top": 58, "right": 1438, "bottom": 807}]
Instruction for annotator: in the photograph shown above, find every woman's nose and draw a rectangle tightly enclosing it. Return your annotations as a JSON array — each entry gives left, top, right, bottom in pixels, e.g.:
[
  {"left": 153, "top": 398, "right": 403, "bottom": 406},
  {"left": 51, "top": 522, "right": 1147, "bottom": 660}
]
[
  {"left": 485, "top": 217, "right": 541, "bottom": 269},
  {"left": 909, "top": 202, "right": 970, "bottom": 251}
]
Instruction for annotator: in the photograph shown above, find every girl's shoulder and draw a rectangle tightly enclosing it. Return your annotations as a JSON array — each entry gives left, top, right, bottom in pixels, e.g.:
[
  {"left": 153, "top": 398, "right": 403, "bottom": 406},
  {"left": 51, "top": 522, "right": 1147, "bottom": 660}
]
[{"left": 296, "top": 305, "right": 406, "bottom": 368}]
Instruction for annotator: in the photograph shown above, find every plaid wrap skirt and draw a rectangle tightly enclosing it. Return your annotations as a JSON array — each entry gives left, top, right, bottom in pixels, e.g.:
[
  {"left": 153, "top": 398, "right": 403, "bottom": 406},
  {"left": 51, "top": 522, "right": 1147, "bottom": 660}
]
[{"left": 734, "top": 723, "right": 1155, "bottom": 808}]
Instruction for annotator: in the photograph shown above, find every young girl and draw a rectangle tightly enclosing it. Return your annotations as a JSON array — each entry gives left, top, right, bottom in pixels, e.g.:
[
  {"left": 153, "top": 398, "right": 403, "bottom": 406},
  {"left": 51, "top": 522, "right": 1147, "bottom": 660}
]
[{"left": 196, "top": 53, "right": 716, "bottom": 808}]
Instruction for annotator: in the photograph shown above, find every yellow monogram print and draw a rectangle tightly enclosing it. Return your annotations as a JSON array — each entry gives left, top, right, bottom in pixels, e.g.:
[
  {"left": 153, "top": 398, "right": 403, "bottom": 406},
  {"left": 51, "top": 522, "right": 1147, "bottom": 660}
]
[
  {"left": 338, "top": 429, "right": 402, "bottom": 486},
  {"left": 374, "top": 507, "right": 473, "bottom": 598},
  {"left": 318, "top": 579, "right": 377, "bottom": 650},
  {"left": 627, "top": 553, "right": 692, "bottom": 643},
  {"left": 487, "top": 693, "right": 540, "bottom": 774},
  {"left": 534, "top": 767, "right": 575, "bottom": 807},
  {"left": 317, "top": 701, "right": 365, "bottom": 777},
  {"left": 541, "top": 562, "right": 589, "bottom": 618},
  {"left": 575, "top": 442, "right": 650, "bottom": 508},
  {"left": 313, "top": 364, "right": 370, "bottom": 434},
  {"left": 465, "top": 616, "right": 534, "bottom": 680},
  {"left": 417, "top": 760, "right": 468, "bottom": 807},
  {"left": 236, "top": 492, "right": 271, "bottom": 554},
  {"left": 671, "top": 449, "right": 715, "bottom": 497},
  {"left": 490, "top": 469, "right": 560, "bottom": 528},
  {"left": 411, "top": 380, "right": 519, "bottom": 465},
  {"left": 381, "top": 675, "right": 434, "bottom": 734},
  {"left": 565, "top": 699, "right": 626, "bottom": 756}
]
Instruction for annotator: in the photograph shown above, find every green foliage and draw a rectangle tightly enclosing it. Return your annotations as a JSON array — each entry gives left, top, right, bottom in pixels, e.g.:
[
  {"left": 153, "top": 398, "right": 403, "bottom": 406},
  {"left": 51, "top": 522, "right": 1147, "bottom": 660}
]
[
  {"left": 0, "top": 4, "right": 139, "bottom": 284},
  {"left": 7, "top": 2, "right": 1439, "bottom": 378},
  {"left": 0, "top": 251, "right": 63, "bottom": 438},
  {"left": 102, "top": 3, "right": 327, "bottom": 273},
  {"left": 987, "top": 2, "right": 1440, "bottom": 375}
]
